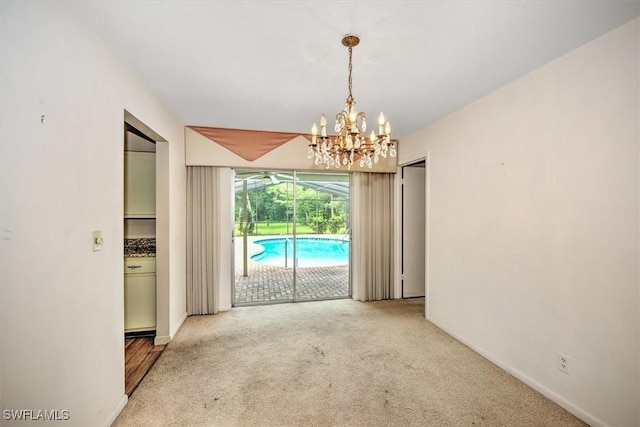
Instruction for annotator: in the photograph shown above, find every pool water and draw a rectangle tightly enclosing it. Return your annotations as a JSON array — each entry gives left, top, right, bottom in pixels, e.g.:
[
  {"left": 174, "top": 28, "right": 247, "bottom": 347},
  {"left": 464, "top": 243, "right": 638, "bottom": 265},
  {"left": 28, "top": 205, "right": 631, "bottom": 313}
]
[{"left": 251, "top": 237, "right": 349, "bottom": 267}]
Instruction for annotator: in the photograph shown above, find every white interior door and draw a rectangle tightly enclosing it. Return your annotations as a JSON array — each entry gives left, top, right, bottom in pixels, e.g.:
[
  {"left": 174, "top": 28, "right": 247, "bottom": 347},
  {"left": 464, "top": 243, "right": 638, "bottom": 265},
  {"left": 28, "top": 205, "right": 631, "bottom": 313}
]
[{"left": 402, "top": 164, "right": 426, "bottom": 298}]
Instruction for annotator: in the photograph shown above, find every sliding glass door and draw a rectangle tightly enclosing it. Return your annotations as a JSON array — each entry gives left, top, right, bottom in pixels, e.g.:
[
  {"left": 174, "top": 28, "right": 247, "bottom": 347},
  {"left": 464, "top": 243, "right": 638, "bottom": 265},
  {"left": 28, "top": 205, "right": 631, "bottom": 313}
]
[{"left": 233, "top": 170, "right": 350, "bottom": 306}]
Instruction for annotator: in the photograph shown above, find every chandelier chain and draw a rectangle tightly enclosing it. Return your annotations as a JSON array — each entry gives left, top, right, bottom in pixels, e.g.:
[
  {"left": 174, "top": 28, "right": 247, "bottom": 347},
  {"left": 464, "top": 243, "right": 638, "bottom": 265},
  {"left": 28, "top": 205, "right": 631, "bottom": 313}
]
[{"left": 348, "top": 46, "right": 353, "bottom": 100}]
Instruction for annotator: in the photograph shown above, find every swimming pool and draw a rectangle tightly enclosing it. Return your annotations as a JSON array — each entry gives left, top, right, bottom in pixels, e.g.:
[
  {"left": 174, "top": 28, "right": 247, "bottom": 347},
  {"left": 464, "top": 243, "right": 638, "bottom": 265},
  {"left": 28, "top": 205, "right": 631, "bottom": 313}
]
[{"left": 251, "top": 237, "right": 349, "bottom": 267}]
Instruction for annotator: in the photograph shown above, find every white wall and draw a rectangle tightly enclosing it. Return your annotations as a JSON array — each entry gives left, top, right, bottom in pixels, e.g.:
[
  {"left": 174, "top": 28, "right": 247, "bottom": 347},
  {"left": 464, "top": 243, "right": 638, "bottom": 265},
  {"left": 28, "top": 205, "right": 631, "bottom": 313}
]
[
  {"left": 0, "top": 2, "right": 186, "bottom": 426},
  {"left": 124, "top": 220, "right": 156, "bottom": 238},
  {"left": 400, "top": 19, "right": 639, "bottom": 427},
  {"left": 159, "top": 134, "right": 188, "bottom": 343}
]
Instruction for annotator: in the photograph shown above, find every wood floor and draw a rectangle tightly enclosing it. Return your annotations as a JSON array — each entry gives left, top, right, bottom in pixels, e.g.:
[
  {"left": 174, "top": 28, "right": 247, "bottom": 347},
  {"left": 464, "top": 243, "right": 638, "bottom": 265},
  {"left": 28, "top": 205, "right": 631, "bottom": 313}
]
[{"left": 125, "top": 337, "right": 165, "bottom": 396}]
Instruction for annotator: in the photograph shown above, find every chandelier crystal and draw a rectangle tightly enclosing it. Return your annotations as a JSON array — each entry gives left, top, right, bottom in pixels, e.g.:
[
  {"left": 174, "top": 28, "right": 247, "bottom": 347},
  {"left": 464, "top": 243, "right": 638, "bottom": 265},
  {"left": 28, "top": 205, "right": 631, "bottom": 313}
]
[{"left": 308, "top": 34, "right": 396, "bottom": 170}]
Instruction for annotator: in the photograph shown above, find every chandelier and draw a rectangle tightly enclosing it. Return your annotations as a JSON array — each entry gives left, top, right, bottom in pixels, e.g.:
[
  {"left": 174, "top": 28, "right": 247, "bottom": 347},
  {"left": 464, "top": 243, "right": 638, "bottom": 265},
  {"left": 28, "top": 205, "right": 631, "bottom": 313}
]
[{"left": 308, "top": 34, "right": 396, "bottom": 169}]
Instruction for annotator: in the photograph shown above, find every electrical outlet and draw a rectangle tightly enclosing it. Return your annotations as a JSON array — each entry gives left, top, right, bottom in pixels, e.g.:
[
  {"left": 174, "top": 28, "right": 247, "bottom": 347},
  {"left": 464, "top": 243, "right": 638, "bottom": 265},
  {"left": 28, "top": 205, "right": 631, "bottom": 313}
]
[{"left": 558, "top": 353, "right": 570, "bottom": 374}]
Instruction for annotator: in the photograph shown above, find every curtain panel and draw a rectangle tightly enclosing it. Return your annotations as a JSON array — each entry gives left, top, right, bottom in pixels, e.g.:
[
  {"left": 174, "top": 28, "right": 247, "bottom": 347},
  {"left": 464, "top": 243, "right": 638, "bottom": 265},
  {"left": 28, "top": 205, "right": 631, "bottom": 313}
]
[
  {"left": 186, "top": 166, "right": 220, "bottom": 315},
  {"left": 351, "top": 172, "right": 395, "bottom": 301}
]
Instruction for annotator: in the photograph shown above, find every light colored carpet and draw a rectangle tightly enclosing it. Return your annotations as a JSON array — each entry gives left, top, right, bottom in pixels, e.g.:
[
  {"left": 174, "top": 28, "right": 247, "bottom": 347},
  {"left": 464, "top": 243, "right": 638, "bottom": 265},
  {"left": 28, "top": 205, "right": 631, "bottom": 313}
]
[{"left": 113, "top": 298, "right": 586, "bottom": 426}]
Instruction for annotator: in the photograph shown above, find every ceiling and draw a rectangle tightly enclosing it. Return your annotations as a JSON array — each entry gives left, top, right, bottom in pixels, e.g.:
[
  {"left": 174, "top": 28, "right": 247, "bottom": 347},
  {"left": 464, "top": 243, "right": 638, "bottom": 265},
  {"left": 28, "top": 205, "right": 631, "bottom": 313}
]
[{"left": 75, "top": 1, "right": 638, "bottom": 139}]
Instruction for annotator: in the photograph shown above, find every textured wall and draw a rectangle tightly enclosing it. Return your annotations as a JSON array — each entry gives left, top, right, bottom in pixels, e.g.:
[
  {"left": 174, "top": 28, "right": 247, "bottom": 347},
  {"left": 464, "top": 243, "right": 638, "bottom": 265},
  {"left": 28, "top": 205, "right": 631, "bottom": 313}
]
[
  {"left": 400, "top": 18, "right": 639, "bottom": 427},
  {"left": 1, "top": 2, "right": 186, "bottom": 425}
]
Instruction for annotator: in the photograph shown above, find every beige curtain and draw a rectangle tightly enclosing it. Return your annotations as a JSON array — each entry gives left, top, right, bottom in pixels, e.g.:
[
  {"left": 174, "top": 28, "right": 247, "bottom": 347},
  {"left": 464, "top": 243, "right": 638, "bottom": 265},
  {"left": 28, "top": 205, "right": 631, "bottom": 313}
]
[
  {"left": 351, "top": 172, "right": 395, "bottom": 301},
  {"left": 187, "top": 167, "right": 219, "bottom": 315}
]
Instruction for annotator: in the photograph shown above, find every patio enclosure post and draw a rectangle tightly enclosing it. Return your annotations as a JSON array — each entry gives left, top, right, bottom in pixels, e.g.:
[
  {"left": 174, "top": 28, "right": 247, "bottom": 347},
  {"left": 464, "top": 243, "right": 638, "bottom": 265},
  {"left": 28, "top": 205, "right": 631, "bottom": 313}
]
[{"left": 243, "top": 179, "right": 248, "bottom": 277}]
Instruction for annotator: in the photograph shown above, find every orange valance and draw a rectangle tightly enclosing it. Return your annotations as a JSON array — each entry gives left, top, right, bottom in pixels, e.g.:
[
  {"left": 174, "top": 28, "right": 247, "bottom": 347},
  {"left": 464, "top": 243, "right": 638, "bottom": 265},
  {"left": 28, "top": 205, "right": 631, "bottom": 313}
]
[{"left": 188, "top": 126, "right": 312, "bottom": 162}]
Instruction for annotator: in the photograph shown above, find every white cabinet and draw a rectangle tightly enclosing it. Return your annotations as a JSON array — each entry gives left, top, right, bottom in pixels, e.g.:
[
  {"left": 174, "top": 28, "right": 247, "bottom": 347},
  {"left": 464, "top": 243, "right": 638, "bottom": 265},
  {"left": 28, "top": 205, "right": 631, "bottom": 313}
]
[
  {"left": 124, "top": 151, "right": 155, "bottom": 218},
  {"left": 124, "top": 257, "right": 156, "bottom": 333}
]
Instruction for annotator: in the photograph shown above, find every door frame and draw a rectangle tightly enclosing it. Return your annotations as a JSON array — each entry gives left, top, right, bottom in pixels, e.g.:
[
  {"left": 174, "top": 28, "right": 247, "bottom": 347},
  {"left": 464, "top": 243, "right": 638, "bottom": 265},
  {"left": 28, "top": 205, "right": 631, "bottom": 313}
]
[
  {"left": 401, "top": 161, "right": 426, "bottom": 298},
  {"left": 396, "top": 153, "right": 429, "bottom": 316},
  {"left": 230, "top": 168, "right": 351, "bottom": 306},
  {"left": 124, "top": 111, "right": 170, "bottom": 344}
]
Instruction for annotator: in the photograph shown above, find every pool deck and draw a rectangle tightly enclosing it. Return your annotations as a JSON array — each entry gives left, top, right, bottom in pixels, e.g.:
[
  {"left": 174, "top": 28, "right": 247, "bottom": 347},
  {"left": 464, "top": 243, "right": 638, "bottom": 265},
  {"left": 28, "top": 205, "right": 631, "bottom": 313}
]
[{"left": 234, "top": 234, "right": 349, "bottom": 305}]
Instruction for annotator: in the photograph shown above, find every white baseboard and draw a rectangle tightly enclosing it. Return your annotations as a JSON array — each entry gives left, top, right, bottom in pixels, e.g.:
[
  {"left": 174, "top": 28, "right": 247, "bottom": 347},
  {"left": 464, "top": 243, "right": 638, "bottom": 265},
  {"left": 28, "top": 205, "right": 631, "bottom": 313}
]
[
  {"left": 171, "top": 311, "right": 188, "bottom": 337},
  {"left": 104, "top": 394, "right": 128, "bottom": 426},
  {"left": 219, "top": 304, "right": 232, "bottom": 311},
  {"left": 154, "top": 335, "right": 171, "bottom": 345},
  {"left": 155, "top": 311, "right": 188, "bottom": 345},
  {"left": 426, "top": 317, "right": 608, "bottom": 427},
  {"left": 402, "top": 292, "right": 425, "bottom": 298}
]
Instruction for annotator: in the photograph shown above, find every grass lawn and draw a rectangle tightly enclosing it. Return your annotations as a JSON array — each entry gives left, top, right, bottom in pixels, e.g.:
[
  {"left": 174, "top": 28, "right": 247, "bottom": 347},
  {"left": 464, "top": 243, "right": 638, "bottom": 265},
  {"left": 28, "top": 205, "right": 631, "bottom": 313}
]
[{"left": 234, "top": 222, "right": 346, "bottom": 236}]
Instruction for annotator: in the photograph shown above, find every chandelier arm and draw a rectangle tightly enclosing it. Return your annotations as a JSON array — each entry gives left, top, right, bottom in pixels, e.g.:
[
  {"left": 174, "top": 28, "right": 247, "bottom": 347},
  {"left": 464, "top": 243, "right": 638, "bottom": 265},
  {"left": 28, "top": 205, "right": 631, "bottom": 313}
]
[
  {"left": 346, "top": 112, "right": 365, "bottom": 137},
  {"left": 355, "top": 111, "right": 366, "bottom": 130},
  {"left": 335, "top": 111, "right": 348, "bottom": 134}
]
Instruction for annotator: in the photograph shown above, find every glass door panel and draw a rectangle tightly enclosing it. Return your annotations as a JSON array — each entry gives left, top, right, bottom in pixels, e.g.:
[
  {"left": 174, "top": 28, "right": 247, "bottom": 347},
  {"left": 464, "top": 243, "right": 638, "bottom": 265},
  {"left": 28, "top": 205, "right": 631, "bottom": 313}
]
[
  {"left": 293, "top": 171, "right": 350, "bottom": 301},
  {"left": 233, "top": 170, "right": 294, "bottom": 305}
]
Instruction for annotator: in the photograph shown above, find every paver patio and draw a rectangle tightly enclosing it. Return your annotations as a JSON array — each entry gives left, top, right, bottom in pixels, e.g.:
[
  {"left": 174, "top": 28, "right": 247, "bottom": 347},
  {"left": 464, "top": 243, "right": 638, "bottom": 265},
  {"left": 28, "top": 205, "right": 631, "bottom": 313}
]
[{"left": 234, "top": 235, "right": 350, "bottom": 305}]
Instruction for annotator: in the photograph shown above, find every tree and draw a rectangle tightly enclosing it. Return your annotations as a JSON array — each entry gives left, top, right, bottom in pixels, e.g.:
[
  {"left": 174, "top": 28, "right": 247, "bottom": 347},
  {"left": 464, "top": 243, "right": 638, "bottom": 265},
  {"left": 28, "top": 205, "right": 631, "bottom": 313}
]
[
  {"left": 328, "top": 215, "right": 344, "bottom": 234},
  {"left": 238, "top": 193, "right": 255, "bottom": 235},
  {"left": 309, "top": 213, "right": 326, "bottom": 234}
]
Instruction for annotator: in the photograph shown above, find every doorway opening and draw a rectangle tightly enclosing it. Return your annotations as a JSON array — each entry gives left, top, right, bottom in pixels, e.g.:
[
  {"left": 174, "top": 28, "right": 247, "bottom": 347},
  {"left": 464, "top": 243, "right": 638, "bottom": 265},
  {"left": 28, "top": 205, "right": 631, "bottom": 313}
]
[
  {"left": 401, "top": 160, "right": 426, "bottom": 298},
  {"left": 124, "top": 124, "right": 157, "bottom": 338},
  {"left": 232, "top": 169, "right": 351, "bottom": 306},
  {"left": 122, "top": 113, "right": 167, "bottom": 396}
]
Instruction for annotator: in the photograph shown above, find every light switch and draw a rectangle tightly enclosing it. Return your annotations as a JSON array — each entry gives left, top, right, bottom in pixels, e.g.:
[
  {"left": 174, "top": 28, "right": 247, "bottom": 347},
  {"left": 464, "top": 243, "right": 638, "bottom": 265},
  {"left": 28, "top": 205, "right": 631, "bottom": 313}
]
[{"left": 92, "top": 230, "right": 103, "bottom": 252}]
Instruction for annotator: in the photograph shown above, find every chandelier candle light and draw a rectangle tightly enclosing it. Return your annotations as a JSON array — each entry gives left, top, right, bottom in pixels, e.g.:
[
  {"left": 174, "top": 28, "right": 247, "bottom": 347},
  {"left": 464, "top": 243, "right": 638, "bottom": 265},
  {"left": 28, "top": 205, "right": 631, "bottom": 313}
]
[{"left": 308, "top": 34, "right": 396, "bottom": 169}]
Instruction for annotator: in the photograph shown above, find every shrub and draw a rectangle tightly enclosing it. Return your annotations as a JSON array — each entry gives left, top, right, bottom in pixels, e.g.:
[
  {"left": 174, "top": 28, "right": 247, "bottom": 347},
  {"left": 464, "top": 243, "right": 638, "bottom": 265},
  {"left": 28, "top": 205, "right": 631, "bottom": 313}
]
[
  {"left": 309, "top": 214, "right": 326, "bottom": 234},
  {"left": 328, "top": 215, "right": 344, "bottom": 234}
]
